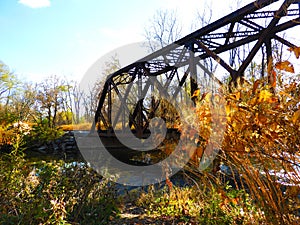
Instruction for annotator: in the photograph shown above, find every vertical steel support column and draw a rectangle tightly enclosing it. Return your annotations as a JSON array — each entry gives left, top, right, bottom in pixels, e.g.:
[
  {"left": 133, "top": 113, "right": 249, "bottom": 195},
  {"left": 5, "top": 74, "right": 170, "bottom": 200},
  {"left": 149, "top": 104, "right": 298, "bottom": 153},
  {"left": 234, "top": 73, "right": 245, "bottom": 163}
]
[
  {"left": 122, "top": 102, "right": 125, "bottom": 132},
  {"left": 265, "top": 38, "right": 273, "bottom": 83},
  {"left": 261, "top": 47, "right": 265, "bottom": 78},
  {"left": 189, "top": 43, "right": 198, "bottom": 102},
  {"left": 137, "top": 71, "right": 143, "bottom": 136},
  {"left": 107, "top": 82, "right": 112, "bottom": 132}
]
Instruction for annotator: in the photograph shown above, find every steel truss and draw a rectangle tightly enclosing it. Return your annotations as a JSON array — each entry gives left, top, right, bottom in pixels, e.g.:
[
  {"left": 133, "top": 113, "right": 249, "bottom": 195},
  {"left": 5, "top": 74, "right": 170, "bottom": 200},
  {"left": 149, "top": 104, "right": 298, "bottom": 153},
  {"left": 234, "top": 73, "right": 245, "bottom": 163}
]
[{"left": 93, "top": 0, "right": 300, "bottom": 134}]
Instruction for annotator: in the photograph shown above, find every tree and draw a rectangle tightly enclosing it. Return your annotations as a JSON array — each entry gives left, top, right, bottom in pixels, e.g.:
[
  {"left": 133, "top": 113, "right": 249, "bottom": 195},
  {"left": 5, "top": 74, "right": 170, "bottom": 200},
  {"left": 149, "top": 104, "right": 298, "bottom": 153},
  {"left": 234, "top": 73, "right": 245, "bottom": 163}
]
[
  {"left": 71, "top": 81, "right": 84, "bottom": 124},
  {"left": 0, "top": 62, "right": 19, "bottom": 106},
  {"left": 10, "top": 82, "right": 38, "bottom": 122},
  {"left": 144, "top": 9, "right": 182, "bottom": 52},
  {"left": 83, "top": 55, "right": 121, "bottom": 124},
  {"left": 36, "top": 75, "right": 68, "bottom": 128},
  {"left": 0, "top": 62, "right": 23, "bottom": 125},
  {"left": 59, "top": 79, "right": 74, "bottom": 125}
]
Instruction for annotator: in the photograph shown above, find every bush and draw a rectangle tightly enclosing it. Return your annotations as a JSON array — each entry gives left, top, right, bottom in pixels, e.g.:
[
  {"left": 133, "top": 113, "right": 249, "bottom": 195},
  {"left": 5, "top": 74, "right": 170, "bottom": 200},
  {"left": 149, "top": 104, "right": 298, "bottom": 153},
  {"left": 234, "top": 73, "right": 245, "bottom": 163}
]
[
  {"left": 219, "top": 77, "right": 300, "bottom": 223},
  {"left": 0, "top": 154, "right": 120, "bottom": 224}
]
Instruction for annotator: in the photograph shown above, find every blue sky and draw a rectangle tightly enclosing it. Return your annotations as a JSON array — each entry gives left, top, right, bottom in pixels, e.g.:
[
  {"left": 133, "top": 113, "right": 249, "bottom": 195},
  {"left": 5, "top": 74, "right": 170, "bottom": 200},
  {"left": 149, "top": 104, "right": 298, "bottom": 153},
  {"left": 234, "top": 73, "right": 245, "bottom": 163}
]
[{"left": 1, "top": 0, "right": 257, "bottom": 82}]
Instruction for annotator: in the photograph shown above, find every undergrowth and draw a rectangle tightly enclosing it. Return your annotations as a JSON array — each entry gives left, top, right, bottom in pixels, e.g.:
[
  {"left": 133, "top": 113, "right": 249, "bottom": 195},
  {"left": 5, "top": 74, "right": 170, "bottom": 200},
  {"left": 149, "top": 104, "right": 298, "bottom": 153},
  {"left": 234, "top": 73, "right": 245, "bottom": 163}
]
[{"left": 0, "top": 152, "right": 120, "bottom": 225}]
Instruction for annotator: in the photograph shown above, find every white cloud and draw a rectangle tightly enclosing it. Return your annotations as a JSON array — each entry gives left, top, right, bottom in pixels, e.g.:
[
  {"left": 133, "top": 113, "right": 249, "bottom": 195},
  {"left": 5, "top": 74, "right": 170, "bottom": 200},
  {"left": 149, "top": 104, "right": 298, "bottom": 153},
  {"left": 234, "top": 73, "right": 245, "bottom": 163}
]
[{"left": 18, "top": 0, "right": 51, "bottom": 9}]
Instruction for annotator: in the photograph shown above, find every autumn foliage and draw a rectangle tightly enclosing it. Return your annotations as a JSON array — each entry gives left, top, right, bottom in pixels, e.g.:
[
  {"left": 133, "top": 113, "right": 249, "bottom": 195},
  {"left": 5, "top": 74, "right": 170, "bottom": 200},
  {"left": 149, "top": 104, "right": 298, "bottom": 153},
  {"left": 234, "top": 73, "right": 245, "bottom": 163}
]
[{"left": 181, "top": 51, "right": 300, "bottom": 223}]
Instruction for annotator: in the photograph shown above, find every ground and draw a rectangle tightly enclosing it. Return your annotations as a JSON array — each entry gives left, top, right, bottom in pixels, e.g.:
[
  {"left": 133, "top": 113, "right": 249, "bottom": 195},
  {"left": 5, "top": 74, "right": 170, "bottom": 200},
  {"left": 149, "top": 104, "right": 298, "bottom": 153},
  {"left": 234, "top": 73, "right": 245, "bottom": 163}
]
[{"left": 108, "top": 202, "right": 198, "bottom": 225}]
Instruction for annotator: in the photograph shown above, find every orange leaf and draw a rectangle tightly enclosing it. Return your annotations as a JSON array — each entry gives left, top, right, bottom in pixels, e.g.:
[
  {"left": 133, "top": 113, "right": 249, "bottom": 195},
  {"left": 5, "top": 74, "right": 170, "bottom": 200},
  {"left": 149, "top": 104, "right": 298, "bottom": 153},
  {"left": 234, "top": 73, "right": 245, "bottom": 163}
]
[
  {"left": 166, "top": 177, "right": 173, "bottom": 189},
  {"left": 252, "top": 80, "right": 260, "bottom": 94},
  {"left": 231, "top": 197, "right": 239, "bottom": 205},
  {"left": 288, "top": 46, "right": 300, "bottom": 59},
  {"left": 228, "top": 91, "right": 241, "bottom": 100},
  {"left": 267, "top": 97, "right": 278, "bottom": 103},
  {"left": 234, "top": 91, "right": 241, "bottom": 100},
  {"left": 292, "top": 109, "right": 300, "bottom": 124},
  {"left": 270, "top": 70, "right": 277, "bottom": 87},
  {"left": 275, "top": 60, "right": 294, "bottom": 73}
]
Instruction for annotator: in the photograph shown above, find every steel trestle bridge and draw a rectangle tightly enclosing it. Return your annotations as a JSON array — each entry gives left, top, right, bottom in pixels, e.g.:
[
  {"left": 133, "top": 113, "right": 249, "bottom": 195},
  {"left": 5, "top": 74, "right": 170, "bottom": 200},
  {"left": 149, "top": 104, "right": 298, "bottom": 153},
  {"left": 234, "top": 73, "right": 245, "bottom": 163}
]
[{"left": 92, "top": 0, "right": 300, "bottom": 136}]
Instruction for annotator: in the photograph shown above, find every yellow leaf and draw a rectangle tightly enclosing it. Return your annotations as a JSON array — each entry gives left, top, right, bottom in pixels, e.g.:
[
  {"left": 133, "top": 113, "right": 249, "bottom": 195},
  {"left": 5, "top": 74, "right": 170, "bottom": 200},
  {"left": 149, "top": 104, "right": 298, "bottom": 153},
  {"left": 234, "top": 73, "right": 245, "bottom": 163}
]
[
  {"left": 225, "top": 103, "right": 238, "bottom": 116},
  {"left": 204, "top": 92, "right": 212, "bottom": 102},
  {"left": 288, "top": 46, "right": 300, "bottom": 59},
  {"left": 292, "top": 109, "right": 300, "bottom": 124},
  {"left": 275, "top": 60, "right": 295, "bottom": 73},
  {"left": 192, "top": 89, "right": 200, "bottom": 98},
  {"left": 234, "top": 91, "right": 241, "bottom": 100},
  {"left": 245, "top": 146, "right": 250, "bottom": 153},
  {"left": 258, "top": 90, "right": 272, "bottom": 103},
  {"left": 228, "top": 91, "right": 241, "bottom": 100}
]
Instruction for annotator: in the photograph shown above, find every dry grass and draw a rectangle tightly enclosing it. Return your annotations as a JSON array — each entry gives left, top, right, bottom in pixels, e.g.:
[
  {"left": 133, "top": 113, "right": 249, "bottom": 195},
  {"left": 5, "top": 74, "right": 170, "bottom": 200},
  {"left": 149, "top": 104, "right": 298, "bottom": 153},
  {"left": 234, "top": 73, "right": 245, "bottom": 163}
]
[{"left": 59, "top": 123, "right": 92, "bottom": 131}]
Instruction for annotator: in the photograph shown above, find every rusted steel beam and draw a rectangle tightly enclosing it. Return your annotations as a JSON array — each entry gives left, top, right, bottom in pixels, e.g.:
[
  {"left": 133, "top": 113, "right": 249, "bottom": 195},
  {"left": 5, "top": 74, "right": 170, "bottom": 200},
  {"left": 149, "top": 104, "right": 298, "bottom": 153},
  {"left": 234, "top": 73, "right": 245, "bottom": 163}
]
[
  {"left": 110, "top": 79, "right": 136, "bottom": 129},
  {"left": 245, "top": 8, "right": 299, "bottom": 19},
  {"left": 92, "top": 81, "right": 109, "bottom": 131},
  {"left": 265, "top": 38, "right": 273, "bottom": 80},
  {"left": 175, "top": 0, "right": 279, "bottom": 47},
  {"left": 173, "top": 67, "right": 190, "bottom": 98},
  {"left": 274, "top": 35, "right": 297, "bottom": 48},
  {"left": 224, "top": 22, "right": 236, "bottom": 45},
  {"left": 236, "top": 0, "right": 295, "bottom": 78},
  {"left": 197, "top": 18, "right": 300, "bottom": 61},
  {"left": 194, "top": 40, "right": 236, "bottom": 76}
]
